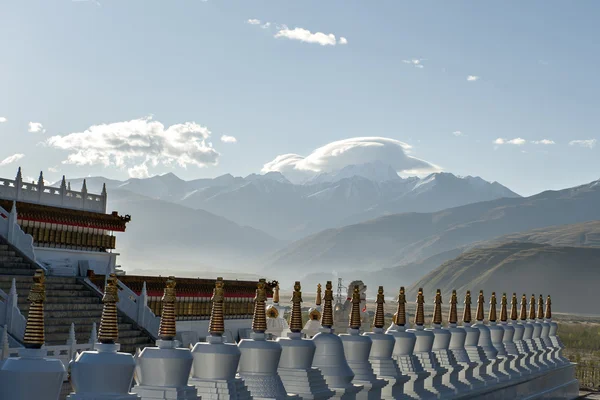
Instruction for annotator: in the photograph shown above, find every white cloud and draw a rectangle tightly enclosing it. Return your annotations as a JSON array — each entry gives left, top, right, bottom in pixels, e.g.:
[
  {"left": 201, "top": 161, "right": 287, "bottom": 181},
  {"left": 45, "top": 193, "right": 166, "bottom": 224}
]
[
  {"left": 402, "top": 59, "right": 425, "bottom": 69},
  {"left": 220, "top": 135, "right": 237, "bottom": 144},
  {"left": 128, "top": 163, "right": 150, "bottom": 178},
  {"left": 48, "top": 166, "right": 59, "bottom": 173},
  {"left": 467, "top": 75, "right": 480, "bottom": 82},
  {"left": 0, "top": 153, "right": 25, "bottom": 167},
  {"left": 45, "top": 116, "right": 220, "bottom": 172},
  {"left": 274, "top": 26, "right": 340, "bottom": 46},
  {"left": 262, "top": 22, "right": 271, "bottom": 29},
  {"left": 262, "top": 137, "right": 440, "bottom": 183},
  {"left": 339, "top": 37, "right": 348, "bottom": 45},
  {"left": 494, "top": 137, "right": 526, "bottom": 145},
  {"left": 0, "top": 117, "right": 7, "bottom": 123},
  {"left": 531, "top": 139, "right": 555, "bottom": 145},
  {"left": 28, "top": 122, "right": 46, "bottom": 133},
  {"left": 569, "top": 139, "right": 597, "bottom": 149},
  {"left": 247, "top": 19, "right": 261, "bottom": 25},
  {"left": 452, "top": 131, "right": 464, "bottom": 137}
]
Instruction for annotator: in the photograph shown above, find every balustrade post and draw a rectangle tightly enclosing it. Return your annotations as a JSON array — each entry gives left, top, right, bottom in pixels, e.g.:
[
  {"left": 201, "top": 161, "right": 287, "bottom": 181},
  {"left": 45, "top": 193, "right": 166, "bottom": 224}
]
[
  {"left": 6, "top": 279, "right": 18, "bottom": 338},
  {"left": 138, "top": 282, "right": 148, "bottom": 328},
  {"left": 81, "top": 179, "right": 87, "bottom": 211},
  {"left": 60, "top": 176, "right": 67, "bottom": 207},
  {"left": 89, "top": 322, "right": 97, "bottom": 347},
  {"left": 67, "top": 323, "right": 77, "bottom": 361},
  {"left": 7, "top": 202, "right": 17, "bottom": 244},
  {"left": 37, "top": 172, "right": 44, "bottom": 203},
  {"left": 14, "top": 167, "right": 22, "bottom": 201},
  {"left": 1, "top": 325, "right": 9, "bottom": 361}
]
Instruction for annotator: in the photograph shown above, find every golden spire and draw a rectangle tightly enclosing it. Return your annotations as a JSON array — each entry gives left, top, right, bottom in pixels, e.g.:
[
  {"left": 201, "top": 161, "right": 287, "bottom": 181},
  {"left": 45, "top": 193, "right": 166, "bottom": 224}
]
[
  {"left": 463, "top": 290, "right": 472, "bottom": 324},
  {"left": 289, "top": 281, "right": 303, "bottom": 332},
  {"left": 373, "top": 286, "right": 385, "bottom": 329},
  {"left": 432, "top": 289, "right": 443, "bottom": 325},
  {"left": 158, "top": 276, "right": 177, "bottom": 340},
  {"left": 273, "top": 283, "right": 280, "bottom": 304},
  {"left": 448, "top": 290, "right": 458, "bottom": 325},
  {"left": 98, "top": 273, "right": 119, "bottom": 344},
  {"left": 316, "top": 283, "right": 322, "bottom": 306},
  {"left": 476, "top": 290, "right": 485, "bottom": 322},
  {"left": 321, "top": 281, "right": 334, "bottom": 328},
  {"left": 545, "top": 295, "right": 552, "bottom": 319},
  {"left": 510, "top": 293, "right": 518, "bottom": 321},
  {"left": 537, "top": 295, "right": 544, "bottom": 319},
  {"left": 349, "top": 285, "right": 362, "bottom": 329},
  {"left": 23, "top": 269, "right": 46, "bottom": 349},
  {"left": 529, "top": 294, "right": 536, "bottom": 320},
  {"left": 393, "top": 287, "right": 407, "bottom": 326},
  {"left": 209, "top": 277, "right": 225, "bottom": 335},
  {"left": 520, "top": 294, "right": 528, "bottom": 321},
  {"left": 500, "top": 293, "right": 508, "bottom": 322},
  {"left": 414, "top": 288, "right": 425, "bottom": 326},
  {"left": 488, "top": 292, "right": 497, "bottom": 322},
  {"left": 252, "top": 279, "right": 268, "bottom": 333}
]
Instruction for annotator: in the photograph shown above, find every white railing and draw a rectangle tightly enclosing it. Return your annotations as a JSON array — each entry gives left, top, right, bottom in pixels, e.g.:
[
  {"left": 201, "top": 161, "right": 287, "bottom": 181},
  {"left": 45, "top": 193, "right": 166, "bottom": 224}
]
[
  {"left": 0, "top": 172, "right": 106, "bottom": 213},
  {"left": 84, "top": 277, "right": 160, "bottom": 340},
  {"left": 0, "top": 281, "right": 26, "bottom": 341},
  {"left": 0, "top": 323, "right": 96, "bottom": 377},
  {"left": 0, "top": 203, "right": 37, "bottom": 263}
]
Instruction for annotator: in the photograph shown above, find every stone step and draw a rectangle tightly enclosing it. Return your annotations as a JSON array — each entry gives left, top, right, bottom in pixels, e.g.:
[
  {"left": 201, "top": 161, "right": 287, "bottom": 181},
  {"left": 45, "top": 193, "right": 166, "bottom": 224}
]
[
  {"left": 0, "top": 268, "right": 35, "bottom": 276},
  {"left": 0, "top": 276, "right": 79, "bottom": 284},
  {"left": 45, "top": 321, "right": 133, "bottom": 331},
  {"left": 119, "top": 336, "right": 155, "bottom": 346},
  {"left": 0, "top": 244, "right": 9, "bottom": 251},
  {"left": 44, "top": 296, "right": 100, "bottom": 304},
  {"left": 45, "top": 310, "right": 104, "bottom": 319},
  {"left": 0, "top": 255, "right": 23, "bottom": 262},
  {"left": 43, "top": 303, "right": 104, "bottom": 311},
  {"left": 2, "top": 281, "right": 85, "bottom": 291},
  {"left": 0, "top": 262, "right": 37, "bottom": 269},
  {"left": 0, "top": 250, "right": 16, "bottom": 257}
]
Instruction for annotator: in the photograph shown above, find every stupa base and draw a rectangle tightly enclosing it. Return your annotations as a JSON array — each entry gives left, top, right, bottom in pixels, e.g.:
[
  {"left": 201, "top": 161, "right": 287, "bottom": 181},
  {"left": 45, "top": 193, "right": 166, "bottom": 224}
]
[
  {"left": 433, "top": 349, "right": 471, "bottom": 395},
  {"left": 189, "top": 378, "right": 252, "bottom": 400},
  {"left": 456, "top": 361, "right": 486, "bottom": 392},
  {"left": 278, "top": 367, "right": 335, "bottom": 400},
  {"left": 131, "top": 385, "right": 199, "bottom": 400},
  {"left": 329, "top": 384, "right": 363, "bottom": 400},
  {"left": 354, "top": 378, "right": 387, "bottom": 400},
  {"left": 403, "top": 371, "right": 437, "bottom": 400},
  {"left": 68, "top": 394, "right": 140, "bottom": 400},
  {"left": 378, "top": 375, "right": 412, "bottom": 400},
  {"left": 238, "top": 373, "right": 297, "bottom": 399}
]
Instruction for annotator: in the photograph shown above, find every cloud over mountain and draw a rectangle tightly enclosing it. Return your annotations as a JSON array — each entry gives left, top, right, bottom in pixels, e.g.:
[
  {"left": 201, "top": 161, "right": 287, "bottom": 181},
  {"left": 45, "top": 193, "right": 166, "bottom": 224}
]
[
  {"left": 45, "top": 116, "right": 220, "bottom": 175},
  {"left": 262, "top": 137, "right": 439, "bottom": 182}
]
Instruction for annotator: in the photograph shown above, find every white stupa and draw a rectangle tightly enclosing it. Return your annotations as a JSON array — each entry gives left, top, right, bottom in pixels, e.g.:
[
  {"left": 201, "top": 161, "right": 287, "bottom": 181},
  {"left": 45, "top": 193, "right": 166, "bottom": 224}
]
[
  {"left": 426, "top": 289, "right": 469, "bottom": 396},
  {"left": 544, "top": 295, "right": 569, "bottom": 366},
  {"left": 487, "top": 292, "right": 519, "bottom": 380},
  {"left": 537, "top": 295, "right": 556, "bottom": 368},
  {"left": 364, "top": 286, "right": 410, "bottom": 400},
  {"left": 0, "top": 269, "right": 66, "bottom": 400},
  {"left": 311, "top": 281, "right": 363, "bottom": 400},
  {"left": 237, "top": 279, "right": 293, "bottom": 399},
  {"left": 189, "top": 277, "right": 252, "bottom": 400},
  {"left": 406, "top": 288, "right": 454, "bottom": 398},
  {"left": 446, "top": 290, "right": 485, "bottom": 393},
  {"left": 533, "top": 294, "right": 555, "bottom": 369},
  {"left": 131, "top": 277, "right": 198, "bottom": 400},
  {"left": 521, "top": 294, "right": 543, "bottom": 373},
  {"left": 386, "top": 287, "right": 435, "bottom": 399},
  {"left": 303, "top": 284, "right": 324, "bottom": 339},
  {"left": 472, "top": 290, "right": 507, "bottom": 383},
  {"left": 267, "top": 284, "right": 291, "bottom": 339},
  {"left": 68, "top": 273, "right": 140, "bottom": 400},
  {"left": 276, "top": 281, "right": 334, "bottom": 400},
  {"left": 340, "top": 285, "right": 388, "bottom": 399},
  {"left": 501, "top": 293, "right": 529, "bottom": 377},
  {"left": 460, "top": 290, "right": 497, "bottom": 387}
]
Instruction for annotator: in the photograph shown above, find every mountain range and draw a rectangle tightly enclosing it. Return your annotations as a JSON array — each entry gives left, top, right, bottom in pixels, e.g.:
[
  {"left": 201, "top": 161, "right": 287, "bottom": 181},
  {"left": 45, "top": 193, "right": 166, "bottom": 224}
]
[{"left": 60, "top": 162, "right": 518, "bottom": 240}]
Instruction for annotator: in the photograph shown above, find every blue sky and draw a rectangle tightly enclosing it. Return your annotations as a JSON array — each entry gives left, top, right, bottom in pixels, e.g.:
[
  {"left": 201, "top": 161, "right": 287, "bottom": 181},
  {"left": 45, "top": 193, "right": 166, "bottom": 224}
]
[{"left": 1, "top": 0, "right": 599, "bottom": 196}]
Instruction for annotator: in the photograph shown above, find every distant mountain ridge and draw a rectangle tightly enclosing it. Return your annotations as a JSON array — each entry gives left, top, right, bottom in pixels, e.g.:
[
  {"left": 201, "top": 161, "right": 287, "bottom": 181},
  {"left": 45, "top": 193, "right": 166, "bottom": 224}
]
[
  {"left": 55, "top": 162, "right": 518, "bottom": 240},
  {"left": 264, "top": 178, "right": 600, "bottom": 283}
]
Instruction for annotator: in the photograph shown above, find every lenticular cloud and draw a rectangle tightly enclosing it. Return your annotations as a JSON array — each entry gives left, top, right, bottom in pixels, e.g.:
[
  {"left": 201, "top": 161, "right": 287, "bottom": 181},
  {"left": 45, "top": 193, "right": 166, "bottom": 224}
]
[{"left": 262, "top": 137, "right": 439, "bottom": 182}]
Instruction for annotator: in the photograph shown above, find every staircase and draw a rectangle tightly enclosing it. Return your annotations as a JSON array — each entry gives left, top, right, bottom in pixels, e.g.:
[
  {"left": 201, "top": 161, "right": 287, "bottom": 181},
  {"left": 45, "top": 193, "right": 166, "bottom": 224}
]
[{"left": 0, "top": 239, "right": 155, "bottom": 353}]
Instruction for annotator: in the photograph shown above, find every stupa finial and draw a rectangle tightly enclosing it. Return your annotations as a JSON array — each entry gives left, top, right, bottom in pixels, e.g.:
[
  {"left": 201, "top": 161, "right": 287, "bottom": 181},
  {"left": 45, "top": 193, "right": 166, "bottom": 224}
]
[
  {"left": 101, "top": 182, "right": 107, "bottom": 196},
  {"left": 251, "top": 279, "right": 268, "bottom": 333},
  {"left": 37, "top": 171, "right": 44, "bottom": 186},
  {"left": 432, "top": 289, "right": 443, "bottom": 325},
  {"left": 158, "top": 276, "right": 177, "bottom": 340},
  {"left": 488, "top": 292, "right": 497, "bottom": 322},
  {"left": 209, "top": 277, "right": 225, "bottom": 335},
  {"left": 273, "top": 283, "right": 280, "bottom": 304},
  {"left": 98, "top": 273, "right": 119, "bottom": 344},
  {"left": 373, "top": 286, "right": 385, "bottom": 329},
  {"left": 289, "top": 281, "right": 303, "bottom": 332},
  {"left": 23, "top": 269, "right": 46, "bottom": 349},
  {"left": 520, "top": 294, "right": 528, "bottom": 321},
  {"left": 500, "top": 293, "right": 508, "bottom": 322},
  {"left": 414, "top": 288, "right": 425, "bottom": 326},
  {"left": 321, "top": 281, "right": 334, "bottom": 328},
  {"left": 463, "top": 290, "right": 472, "bottom": 324},
  {"left": 16, "top": 166, "right": 22, "bottom": 181},
  {"left": 537, "top": 294, "right": 544, "bottom": 319},
  {"left": 448, "top": 290, "right": 458, "bottom": 325},
  {"left": 510, "top": 293, "right": 518, "bottom": 321},
  {"left": 394, "top": 287, "right": 407, "bottom": 326},
  {"left": 476, "top": 290, "right": 485, "bottom": 322},
  {"left": 529, "top": 294, "right": 536, "bottom": 320},
  {"left": 315, "top": 283, "right": 322, "bottom": 306},
  {"left": 349, "top": 285, "right": 362, "bottom": 329},
  {"left": 81, "top": 179, "right": 87, "bottom": 193},
  {"left": 545, "top": 295, "right": 552, "bottom": 319}
]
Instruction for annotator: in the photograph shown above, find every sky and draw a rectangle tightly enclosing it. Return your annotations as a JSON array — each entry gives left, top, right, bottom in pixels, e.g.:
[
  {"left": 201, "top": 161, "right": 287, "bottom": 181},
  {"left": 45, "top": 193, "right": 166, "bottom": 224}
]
[{"left": 1, "top": 0, "right": 599, "bottom": 196}]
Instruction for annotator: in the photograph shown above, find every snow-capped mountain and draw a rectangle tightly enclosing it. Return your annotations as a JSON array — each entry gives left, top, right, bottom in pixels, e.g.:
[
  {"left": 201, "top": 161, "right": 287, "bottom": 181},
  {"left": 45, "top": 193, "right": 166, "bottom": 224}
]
[{"left": 55, "top": 163, "right": 519, "bottom": 240}]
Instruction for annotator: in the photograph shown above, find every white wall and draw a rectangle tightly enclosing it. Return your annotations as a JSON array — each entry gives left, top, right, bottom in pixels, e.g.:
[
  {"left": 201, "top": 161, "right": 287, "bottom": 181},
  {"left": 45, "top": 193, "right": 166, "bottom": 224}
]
[
  {"left": 176, "top": 319, "right": 253, "bottom": 346},
  {"left": 34, "top": 247, "right": 118, "bottom": 276}
]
